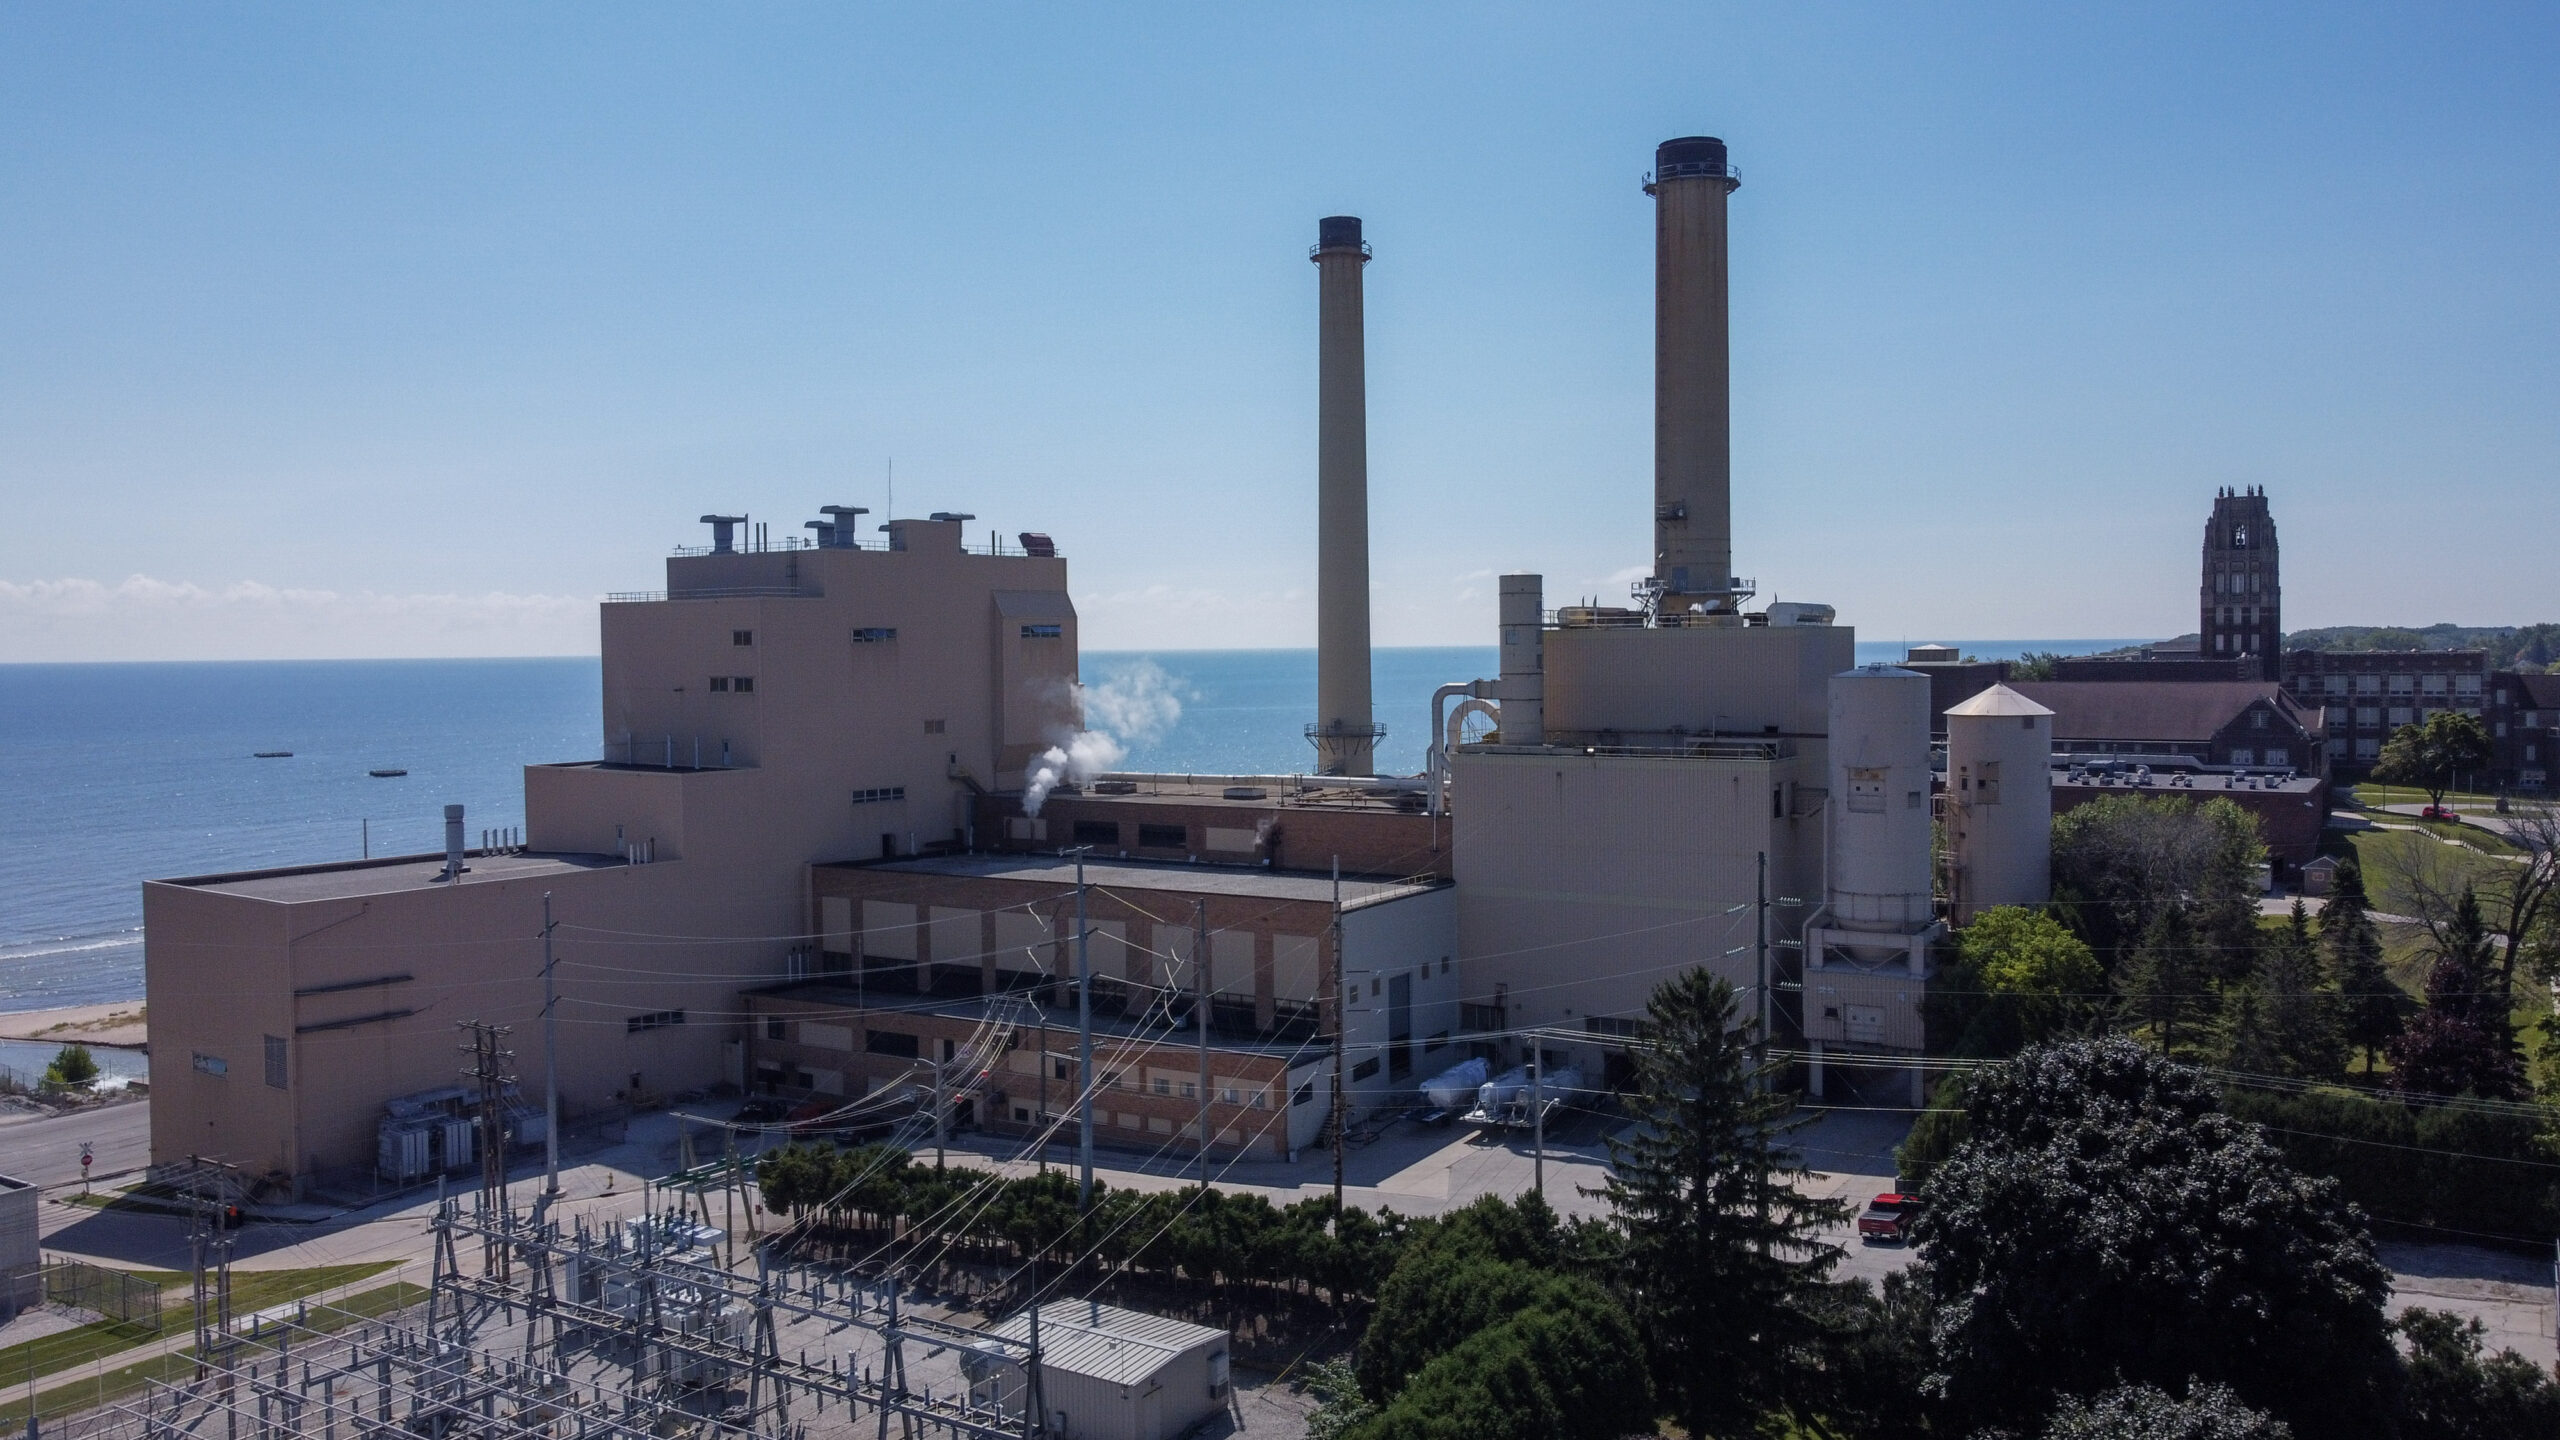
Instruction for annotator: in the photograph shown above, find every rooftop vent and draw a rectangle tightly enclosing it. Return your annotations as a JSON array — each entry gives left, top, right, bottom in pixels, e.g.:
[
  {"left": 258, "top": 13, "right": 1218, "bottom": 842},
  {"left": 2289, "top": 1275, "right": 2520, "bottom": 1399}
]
[{"left": 698, "top": 515, "right": 747, "bottom": 553}]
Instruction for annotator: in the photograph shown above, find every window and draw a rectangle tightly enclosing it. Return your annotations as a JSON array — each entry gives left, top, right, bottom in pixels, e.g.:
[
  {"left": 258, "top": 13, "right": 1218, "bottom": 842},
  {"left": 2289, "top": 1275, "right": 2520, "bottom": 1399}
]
[
  {"left": 733, "top": 676, "right": 753, "bottom": 694},
  {"left": 1153, "top": 1076, "right": 1173, "bottom": 1095},
  {"left": 1292, "top": 1082, "right": 1315, "bottom": 1106},
  {"left": 1137, "top": 823, "right": 1186, "bottom": 849},
  {"left": 2228, "top": 748, "right": 2254, "bottom": 767},
  {"left": 2389, "top": 707, "right": 2414, "bottom": 726},
  {"left": 922, "top": 719, "right": 945, "bottom": 735},
  {"left": 765, "top": 1017, "right": 786, "bottom": 1041},
  {"left": 710, "top": 676, "right": 730, "bottom": 692},
  {"left": 2355, "top": 738, "right": 2381, "bottom": 760},
  {"left": 1351, "top": 1057, "right": 1381, "bottom": 1083},
  {"left": 2355, "top": 707, "right": 2379, "bottom": 727},
  {"left": 1072, "top": 820, "right": 1119, "bottom": 847},
  {"left": 864, "top": 1029, "right": 919, "bottom": 1058},
  {"left": 2265, "top": 747, "right": 2289, "bottom": 766},
  {"left": 732, "top": 630, "right": 753, "bottom": 646},
  {"left": 263, "top": 1036, "right": 288, "bottom": 1089},
  {"left": 193, "top": 1052, "right": 228, "bottom": 1077},
  {"left": 851, "top": 627, "right": 897, "bottom": 644},
  {"left": 852, "top": 786, "right": 906, "bottom": 805},
  {"left": 1020, "top": 623, "right": 1062, "bottom": 639},
  {"left": 2250, "top": 709, "right": 2269, "bottom": 729},
  {"left": 626, "top": 1010, "right": 685, "bottom": 1034},
  {"left": 1584, "top": 1015, "right": 1641, "bottom": 1038}
]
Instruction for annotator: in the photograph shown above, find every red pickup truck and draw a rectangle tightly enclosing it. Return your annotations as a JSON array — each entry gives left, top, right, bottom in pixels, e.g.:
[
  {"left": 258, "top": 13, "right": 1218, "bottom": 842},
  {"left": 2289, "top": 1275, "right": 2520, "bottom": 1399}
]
[{"left": 1857, "top": 1193, "right": 1922, "bottom": 1243}]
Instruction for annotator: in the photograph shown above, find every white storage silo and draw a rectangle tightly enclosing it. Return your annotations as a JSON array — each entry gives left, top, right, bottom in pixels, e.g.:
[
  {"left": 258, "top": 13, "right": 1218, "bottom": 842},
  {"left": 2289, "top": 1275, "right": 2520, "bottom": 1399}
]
[
  {"left": 1944, "top": 684, "right": 2054, "bottom": 923},
  {"left": 1824, "top": 665, "right": 1933, "bottom": 952}
]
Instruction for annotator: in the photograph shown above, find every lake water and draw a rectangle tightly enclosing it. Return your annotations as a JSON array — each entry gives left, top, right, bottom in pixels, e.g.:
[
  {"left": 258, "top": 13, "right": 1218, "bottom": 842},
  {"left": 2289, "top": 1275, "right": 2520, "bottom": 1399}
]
[{"left": 0, "top": 637, "right": 2142, "bottom": 1014}]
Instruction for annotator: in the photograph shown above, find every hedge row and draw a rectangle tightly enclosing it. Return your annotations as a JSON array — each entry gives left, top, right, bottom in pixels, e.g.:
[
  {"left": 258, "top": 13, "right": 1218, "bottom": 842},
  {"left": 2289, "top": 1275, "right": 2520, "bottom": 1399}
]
[
  {"left": 2214, "top": 1087, "right": 2560, "bottom": 1241},
  {"left": 754, "top": 1141, "right": 1408, "bottom": 1303}
]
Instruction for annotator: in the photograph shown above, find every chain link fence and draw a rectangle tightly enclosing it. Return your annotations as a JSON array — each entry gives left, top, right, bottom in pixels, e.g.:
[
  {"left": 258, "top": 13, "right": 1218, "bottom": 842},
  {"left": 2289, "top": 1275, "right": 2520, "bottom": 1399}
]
[{"left": 40, "top": 1259, "right": 163, "bottom": 1332}]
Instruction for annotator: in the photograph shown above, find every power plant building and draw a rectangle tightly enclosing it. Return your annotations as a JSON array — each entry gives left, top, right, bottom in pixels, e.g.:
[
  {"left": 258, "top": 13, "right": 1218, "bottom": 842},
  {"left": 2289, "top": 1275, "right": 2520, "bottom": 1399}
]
[{"left": 143, "top": 135, "right": 1953, "bottom": 1190}]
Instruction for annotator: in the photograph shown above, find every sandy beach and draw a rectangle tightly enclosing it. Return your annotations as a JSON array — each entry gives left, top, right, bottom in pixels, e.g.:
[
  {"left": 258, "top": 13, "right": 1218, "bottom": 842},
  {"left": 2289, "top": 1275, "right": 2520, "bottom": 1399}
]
[{"left": 0, "top": 1001, "right": 148, "bottom": 1049}]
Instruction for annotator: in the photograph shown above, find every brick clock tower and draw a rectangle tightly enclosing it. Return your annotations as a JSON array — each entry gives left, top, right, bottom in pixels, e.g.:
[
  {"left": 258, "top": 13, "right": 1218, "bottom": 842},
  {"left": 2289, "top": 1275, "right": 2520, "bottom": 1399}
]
[{"left": 2201, "top": 486, "right": 2281, "bottom": 675}]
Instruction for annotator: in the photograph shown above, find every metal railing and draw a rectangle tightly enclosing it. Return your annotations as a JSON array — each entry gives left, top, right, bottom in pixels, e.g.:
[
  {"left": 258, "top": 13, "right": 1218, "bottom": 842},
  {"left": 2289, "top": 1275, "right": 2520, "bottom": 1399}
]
[{"left": 604, "top": 584, "right": 819, "bottom": 603}]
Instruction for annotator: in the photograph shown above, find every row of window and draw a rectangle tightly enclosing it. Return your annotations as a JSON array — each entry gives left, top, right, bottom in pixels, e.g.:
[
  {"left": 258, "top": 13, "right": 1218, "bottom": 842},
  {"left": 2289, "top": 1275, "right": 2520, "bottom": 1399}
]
[
  {"left": 1020, "top": 624, "right": 1062, "bottom": 639},
  {"left": 627, "top": 1009, "right": 685, "bottom": 1034},
  {"left": 2325, "top": 703, "right": 2483, "bottom": 729},
  {"left": 2224, "top": 747, "right": 2290, "bottom": 767},
  {"left": 851, "top": 627, "right": 897, "bottom": 643},
  {"left": 852, "top": 786, "right": 906, "bottom": 805},
  {"left": 707, "top": 676, "right": 755, "bottom": 693}
]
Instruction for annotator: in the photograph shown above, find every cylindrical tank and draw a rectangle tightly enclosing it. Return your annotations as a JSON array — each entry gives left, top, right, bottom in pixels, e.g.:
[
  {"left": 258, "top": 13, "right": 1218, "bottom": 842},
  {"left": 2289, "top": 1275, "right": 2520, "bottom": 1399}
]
[
  {"left": 1495, "top": 574, "right": 1544, "bottom": 745},
  {"left": 1312, "top": 215, "right": 1376, "bottom": 776},
  {"left": 1945, "top": 684, "right": 2055, "bottom": 923},
  {"left": 1826, "top": 666, "right": 1933, "bottom": 945}
]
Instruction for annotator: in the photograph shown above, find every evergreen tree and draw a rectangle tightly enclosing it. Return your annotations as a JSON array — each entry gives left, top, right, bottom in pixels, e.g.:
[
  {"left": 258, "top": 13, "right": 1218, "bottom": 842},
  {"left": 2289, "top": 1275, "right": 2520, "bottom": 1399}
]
[
  {"left": 2321, "top": 857, "right": 2404, "bottom": 1075},
  {"left": 2117, "top": 906, "right": 2210, "bottom": 1054},
  {"left": 2257, "top": 900, "right": 2345, "bottom": 1078},
  {"left": 2388, "top": 886, "right": 2526, "bottom": 1099},
  {"left": 2214, "top": 974, "right": 2282, "bottom": 1074},
  {"left": 1600, "top": 969, "right": 1846, "bottom": 1438}
]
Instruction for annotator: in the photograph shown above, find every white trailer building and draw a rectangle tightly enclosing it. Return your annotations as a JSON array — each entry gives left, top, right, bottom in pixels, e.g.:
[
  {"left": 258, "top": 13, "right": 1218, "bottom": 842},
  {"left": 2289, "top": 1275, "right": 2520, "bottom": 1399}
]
[{"left": 963, "top": 1301, "right": 1231, "bottom": 1440}]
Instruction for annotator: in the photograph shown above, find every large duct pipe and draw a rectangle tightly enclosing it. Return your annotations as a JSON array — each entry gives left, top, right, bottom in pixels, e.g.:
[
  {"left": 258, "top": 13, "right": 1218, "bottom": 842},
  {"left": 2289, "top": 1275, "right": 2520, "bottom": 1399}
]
[
  {"left": 1310, "top": 215, "right": 1379, "bottom": 777},
  {"left": 1647, "top": 136, "right": 1741, "bottom": 616},
  {"left": 441, "top": 803, "right": 467, "bottom": 881},
  {"left": 1494, "top": 574, "right": 1545, "bottom": 745}
]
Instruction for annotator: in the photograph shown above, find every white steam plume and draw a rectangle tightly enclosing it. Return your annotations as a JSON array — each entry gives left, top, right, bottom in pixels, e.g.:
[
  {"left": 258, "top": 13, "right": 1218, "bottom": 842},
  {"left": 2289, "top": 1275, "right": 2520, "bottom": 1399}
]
[{"left": 1022, "top": 660, "right": 1186, "bottom": 816}]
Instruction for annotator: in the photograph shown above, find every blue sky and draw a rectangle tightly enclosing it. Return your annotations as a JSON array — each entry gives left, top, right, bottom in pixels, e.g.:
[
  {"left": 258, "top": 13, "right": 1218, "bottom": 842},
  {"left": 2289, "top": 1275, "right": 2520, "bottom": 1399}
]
[{"left": 2, "top": 4, "right": 2552, "bottom": 659}]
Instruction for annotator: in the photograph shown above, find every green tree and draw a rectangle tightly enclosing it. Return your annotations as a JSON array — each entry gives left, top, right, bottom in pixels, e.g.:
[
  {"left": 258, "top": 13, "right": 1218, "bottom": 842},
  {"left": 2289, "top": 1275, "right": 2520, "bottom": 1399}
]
[
  {"left": 2052, "top": 795, "right": 2265, "bottom": 979},
  {"left": 2116, "top": 907, "right": 2211, "bottom": 1055},
  {"left": 1957, "top": 906, "right": 2105, "bottom": 1053},
  {"left": 2242, "top": 901, "right": 2344, "bottom": 1079},
  {"left": 2394, "top": 1308, "right": 2560, "bottom": 1439},
  {"left": 2041, "top": 1383, "right": 2293, "bottom": 1440},
  {"left": 2321, "top": 857, "right": 2406, "bottom": 1075},
  {"left": 43, "top": 1044, "right": 100, "bottom": 1089},
  {"left": 1302, "top": 1358, "right": 1375, "bottom": 1440},
  {"left": 1915, "top": 1038, "right": 2395, "bottom": 1439},
  {"left": 2387, "top": 886, "right": 2526, "bottom": 1100},
  {"left": 1600, "top": 969, "right": 1846, "bottom": 1438},
  {"left": 2373, "top": 711, "right": 2494, "bottom": 810},
  {"left": 1350, "top": 1293, "right": 1655, "bottom": 1440}
]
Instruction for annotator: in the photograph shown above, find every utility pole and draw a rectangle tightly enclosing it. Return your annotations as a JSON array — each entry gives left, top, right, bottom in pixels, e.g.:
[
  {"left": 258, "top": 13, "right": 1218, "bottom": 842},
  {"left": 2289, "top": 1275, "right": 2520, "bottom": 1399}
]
[
  {"left": 1194, "top": 898, "right": 1211, "bottom": 1189},
  {"left": 1330, "top": 857, "right": 1346, "bottom": 1224},
  {"left": 540, "top": 892, "right": 560, "bottom": 1197},
  {"left": 1075, "top": 848, "right": 1094, "bottom": 1210},
  {"left": 459, "top": 1020, "right": 515, "bottom": 1278},
  {"left": 931, "top": 1061, "right": 947, "bottom": 1171},
  {"left": 1755, "top": 850, "right": 1771, "bottom": 1082},
  {"left": 1529, "top": 1045, "right": 1544, "bottom": 1198}
]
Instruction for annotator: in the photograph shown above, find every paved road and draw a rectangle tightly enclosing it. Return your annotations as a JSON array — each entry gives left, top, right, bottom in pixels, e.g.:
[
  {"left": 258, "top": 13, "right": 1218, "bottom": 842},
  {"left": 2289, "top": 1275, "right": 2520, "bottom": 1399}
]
[{"left": 0, "top": 1098, "right": 149, "bottom": 1190}]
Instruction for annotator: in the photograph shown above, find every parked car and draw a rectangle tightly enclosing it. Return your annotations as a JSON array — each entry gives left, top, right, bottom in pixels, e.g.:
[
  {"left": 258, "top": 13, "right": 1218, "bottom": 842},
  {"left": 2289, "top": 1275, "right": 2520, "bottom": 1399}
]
[
  {"left": 1857, "top": 1192, "right": 1922, "bottom": 1243},
  {"left": 2420, "top": 804, "right": 2456, "bottom": 821}
]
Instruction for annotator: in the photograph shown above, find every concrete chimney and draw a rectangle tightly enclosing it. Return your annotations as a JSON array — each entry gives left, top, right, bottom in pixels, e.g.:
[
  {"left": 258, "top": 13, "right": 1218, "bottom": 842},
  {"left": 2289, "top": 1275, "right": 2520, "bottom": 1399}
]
[
  {"left": 1646, "top": 136, "right": 1742, "bottom": 617},
  {"left": 1310, "top": 215, "right": 1379, "bottom": 776}
]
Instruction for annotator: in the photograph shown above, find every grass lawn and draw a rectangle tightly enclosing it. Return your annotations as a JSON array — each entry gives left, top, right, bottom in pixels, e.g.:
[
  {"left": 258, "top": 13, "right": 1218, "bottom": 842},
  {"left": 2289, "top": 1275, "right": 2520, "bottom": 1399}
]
[
  {"left": 2341, "top": 783, "right": 2505, "bottom": 810},
  {"left": 0, "top": 1279, "right": 424, "bottom": 1432},
  {"left": 0, "top": 1263, "right": 397, "bottom": 1391}
]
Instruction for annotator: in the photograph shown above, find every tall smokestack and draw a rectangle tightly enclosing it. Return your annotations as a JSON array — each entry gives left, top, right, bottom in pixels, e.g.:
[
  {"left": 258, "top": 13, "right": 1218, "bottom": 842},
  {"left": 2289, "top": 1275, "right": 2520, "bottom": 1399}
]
[
  {"left": 1310, "top": 215, "right": 1379, "bottom": 776},
  {"left": 1646, "top": 136, "right": 1742, "bottom": 617}
]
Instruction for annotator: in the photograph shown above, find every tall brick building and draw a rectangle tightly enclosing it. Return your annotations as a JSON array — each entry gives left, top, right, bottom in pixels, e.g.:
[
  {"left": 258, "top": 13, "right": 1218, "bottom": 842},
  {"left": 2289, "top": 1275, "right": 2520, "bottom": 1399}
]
[{"left": 2201, "top": 486, "right": 2282, "bottom": 671}]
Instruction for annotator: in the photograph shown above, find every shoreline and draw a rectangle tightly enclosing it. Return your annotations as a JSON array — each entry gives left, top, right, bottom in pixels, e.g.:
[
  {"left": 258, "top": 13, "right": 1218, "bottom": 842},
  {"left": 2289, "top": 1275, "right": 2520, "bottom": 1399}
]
[{"left": 0, "top": 1002, "right": 148, "bottom": 1050}]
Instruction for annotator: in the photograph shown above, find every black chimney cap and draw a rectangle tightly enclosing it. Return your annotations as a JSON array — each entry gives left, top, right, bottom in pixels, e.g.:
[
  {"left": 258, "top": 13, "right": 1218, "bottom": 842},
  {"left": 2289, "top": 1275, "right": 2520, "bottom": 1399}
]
[
  {"left": 1316, "top": 215, "right": 1363, "bottom": 251},
  {"left": 1656, "top": 136, "right": 1727, "bottom": 169}
]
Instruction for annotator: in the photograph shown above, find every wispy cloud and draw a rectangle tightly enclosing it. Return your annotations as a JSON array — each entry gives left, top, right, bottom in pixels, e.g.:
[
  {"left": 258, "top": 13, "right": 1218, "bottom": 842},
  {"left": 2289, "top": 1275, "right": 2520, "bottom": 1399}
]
[{"left": 0, "top": 575, "right": 599, "bottom": 661}]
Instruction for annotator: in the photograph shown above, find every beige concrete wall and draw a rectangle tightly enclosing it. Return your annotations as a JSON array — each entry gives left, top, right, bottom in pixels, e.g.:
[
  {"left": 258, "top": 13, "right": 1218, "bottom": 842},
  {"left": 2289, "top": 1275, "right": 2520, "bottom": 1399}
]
[
  {"left": 1338, "top": 888, "right": 1461, "bottom": 1111},
  {"left": 143, "top": 883, "right": 299, "bottom": 1179},
  {"left": 146, "top": 851, "right": 805, "bottom": 1182},
  {"left": 1451, "top": 747, "right": 1818, "bottom": 1078},
  {"left": 1542, "top": 623, "right": 1852, "bottom": 739}
]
